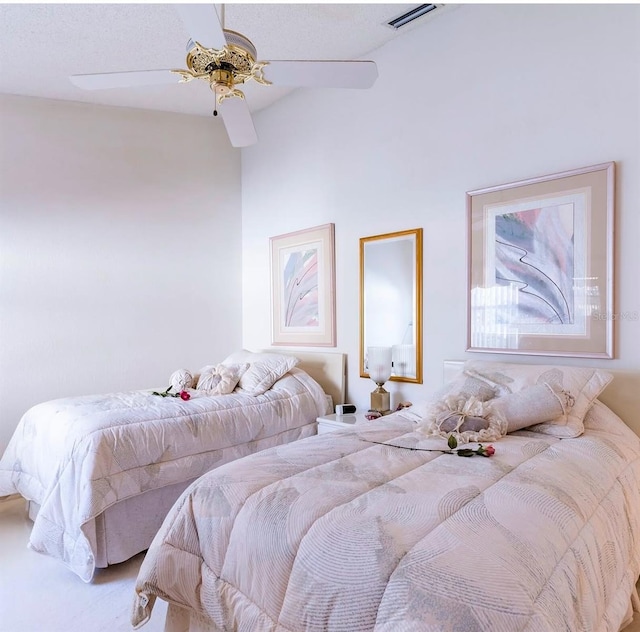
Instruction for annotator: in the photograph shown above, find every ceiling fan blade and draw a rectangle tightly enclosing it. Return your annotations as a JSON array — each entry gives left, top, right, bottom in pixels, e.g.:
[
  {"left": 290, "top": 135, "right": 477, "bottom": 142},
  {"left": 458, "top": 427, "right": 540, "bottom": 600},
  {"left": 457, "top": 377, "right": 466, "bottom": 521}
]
[
  {"left": 218, "top": 98, "right": 257, "bottom": 148},
  {"left": 172, "top": 4, "right": 226, "bottom": 50},
  {"left": 263, "top": 60, "right": 378, "bottom": 89},
  {"left": 70, "top": 70, "right": 177, "bottom": 90}
]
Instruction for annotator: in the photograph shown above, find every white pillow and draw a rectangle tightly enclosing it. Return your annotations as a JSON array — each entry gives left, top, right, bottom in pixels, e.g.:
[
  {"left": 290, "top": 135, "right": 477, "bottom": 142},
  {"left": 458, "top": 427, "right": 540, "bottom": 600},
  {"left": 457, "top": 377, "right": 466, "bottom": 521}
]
[
  {"left": 463, "top": 360, "right": 613, "bottom": 438},
  {"left": 221, "top": 349, "right": 300, "bottom": 396},
  {"left": 432, "top": 375, "right": 497, "bottom": 403},
  {"left": 220, "top": 349, "right": 259, "bottom": 365},
  {"left": 196, "top": 363, "right": 249, "bottom": 395},
  {"left": 169, "top": 369, "right": 195, "bottom": 391},
  {"left": 238, "top": 358, "right": 299, "bottom": 396},
  {"left": 490, "top": 383, "right": 574, "bottom": 434}
]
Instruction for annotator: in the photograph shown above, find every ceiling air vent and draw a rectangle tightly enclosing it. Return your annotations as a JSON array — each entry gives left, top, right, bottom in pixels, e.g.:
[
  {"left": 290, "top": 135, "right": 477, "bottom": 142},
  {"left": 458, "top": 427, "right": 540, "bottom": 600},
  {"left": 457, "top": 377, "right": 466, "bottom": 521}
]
[{"left": 387, "top": 4, "right": 439, "bottom": 29}]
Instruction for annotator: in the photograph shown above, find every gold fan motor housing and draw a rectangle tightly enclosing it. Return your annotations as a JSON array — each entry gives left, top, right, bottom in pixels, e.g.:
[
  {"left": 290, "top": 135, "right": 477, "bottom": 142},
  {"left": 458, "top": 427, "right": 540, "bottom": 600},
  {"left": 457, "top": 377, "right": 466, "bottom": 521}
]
[{"left": 173, "top": 29, "right": 270, "bottom": 102}]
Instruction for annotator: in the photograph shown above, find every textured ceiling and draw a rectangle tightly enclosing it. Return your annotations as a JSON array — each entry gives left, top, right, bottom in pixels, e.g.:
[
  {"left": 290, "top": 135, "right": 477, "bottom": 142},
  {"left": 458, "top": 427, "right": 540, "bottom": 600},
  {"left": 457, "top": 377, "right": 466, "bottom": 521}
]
[{"left": 0, "top": 3, "right": 453, "bottom": 117}]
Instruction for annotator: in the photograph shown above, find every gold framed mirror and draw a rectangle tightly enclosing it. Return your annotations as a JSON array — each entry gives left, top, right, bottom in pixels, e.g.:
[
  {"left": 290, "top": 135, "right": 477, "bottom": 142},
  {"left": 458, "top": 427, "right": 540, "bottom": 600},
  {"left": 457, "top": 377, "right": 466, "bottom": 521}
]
[{"left": 360, "top": 228, "right": 423, "bottom": 384}]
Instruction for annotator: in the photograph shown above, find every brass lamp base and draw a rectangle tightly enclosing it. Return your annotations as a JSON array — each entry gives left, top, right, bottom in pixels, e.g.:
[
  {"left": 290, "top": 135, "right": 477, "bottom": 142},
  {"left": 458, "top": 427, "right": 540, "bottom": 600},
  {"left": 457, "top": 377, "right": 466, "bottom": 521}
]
[{"left": 370, "top": 384, "right": 391, "bottom": 415}]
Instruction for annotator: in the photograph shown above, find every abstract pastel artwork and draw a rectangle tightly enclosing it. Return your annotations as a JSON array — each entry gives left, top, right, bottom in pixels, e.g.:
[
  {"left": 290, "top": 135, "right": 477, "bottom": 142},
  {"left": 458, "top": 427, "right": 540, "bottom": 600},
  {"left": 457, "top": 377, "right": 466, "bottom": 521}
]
[
  {"left": 467, "top": 163, "right": 614, "bottom": 358},
  {"left": 489, "top": 195, "right": 585, "bottom": 335},
  {"left": 282, "top": 246, "right": 319, "bottom": 327},
  {"left": 271, "top": 224, "right": 336, "bottom": 346},
  {"left": 494, "top": 204, "right": 574, "bottom": 325}
]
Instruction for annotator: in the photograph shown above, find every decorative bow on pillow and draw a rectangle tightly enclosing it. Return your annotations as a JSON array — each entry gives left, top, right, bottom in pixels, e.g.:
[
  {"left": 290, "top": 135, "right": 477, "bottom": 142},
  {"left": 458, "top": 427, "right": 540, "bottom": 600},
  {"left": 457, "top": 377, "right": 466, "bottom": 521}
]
[
  {"left": 196, "top": 363, "right": 249, "bottom": 395},
  {"left": 417, "top": 395, "right": 507, "bottom": 444}
]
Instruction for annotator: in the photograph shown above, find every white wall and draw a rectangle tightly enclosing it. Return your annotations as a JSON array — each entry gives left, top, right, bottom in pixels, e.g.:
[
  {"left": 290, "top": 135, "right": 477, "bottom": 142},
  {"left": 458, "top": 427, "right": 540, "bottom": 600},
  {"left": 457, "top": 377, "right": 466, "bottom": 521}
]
[
  {"left": 0, "top": 95, "right": 243, "bottom": 453},
  {"left": 241, "top": 4, "right": 640, "bottom": 411}
]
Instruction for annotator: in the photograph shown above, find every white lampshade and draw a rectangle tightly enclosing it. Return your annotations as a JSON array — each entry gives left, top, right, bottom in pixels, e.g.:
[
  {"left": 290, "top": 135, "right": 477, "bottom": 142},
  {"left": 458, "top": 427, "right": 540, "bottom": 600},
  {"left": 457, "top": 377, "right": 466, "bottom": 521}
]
[{"left": 368, "top": 346, "right": 392, "bottom": 384}]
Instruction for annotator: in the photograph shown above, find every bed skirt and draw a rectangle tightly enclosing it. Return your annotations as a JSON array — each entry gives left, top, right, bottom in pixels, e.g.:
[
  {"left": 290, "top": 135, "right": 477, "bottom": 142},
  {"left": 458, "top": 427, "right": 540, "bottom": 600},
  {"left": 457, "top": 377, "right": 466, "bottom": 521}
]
[
  {"left": 28, "top": 479, "right": 195, "bottom": 567},
  {"left": 29, "top": 422, "right": 318, "bottom": 570}
]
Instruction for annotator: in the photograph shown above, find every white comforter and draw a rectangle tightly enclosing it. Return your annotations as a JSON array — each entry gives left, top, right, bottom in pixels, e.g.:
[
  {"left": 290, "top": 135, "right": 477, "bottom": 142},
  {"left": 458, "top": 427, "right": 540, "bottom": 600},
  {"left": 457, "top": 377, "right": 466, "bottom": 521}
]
[
  {"left": 133, "top": 401, "right": 640, "bottom": 632},
  {"left": 0, "top": 368, "right": 327, "bottom": 581}
]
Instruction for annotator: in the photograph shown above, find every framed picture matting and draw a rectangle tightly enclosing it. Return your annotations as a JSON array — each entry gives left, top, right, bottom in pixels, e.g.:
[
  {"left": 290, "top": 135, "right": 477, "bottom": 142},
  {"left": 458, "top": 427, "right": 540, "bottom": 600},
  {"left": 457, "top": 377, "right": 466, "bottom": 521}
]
[
  {"left": 270, "top": 223, "right": 336, "bottom": 347},
  {"left": 467, "top": 162, "right": 614, "bottom": 358}
]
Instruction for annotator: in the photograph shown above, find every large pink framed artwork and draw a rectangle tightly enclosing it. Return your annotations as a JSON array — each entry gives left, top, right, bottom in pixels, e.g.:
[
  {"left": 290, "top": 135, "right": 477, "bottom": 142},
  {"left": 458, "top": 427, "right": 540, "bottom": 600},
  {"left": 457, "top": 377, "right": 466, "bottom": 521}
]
[
  {"left": 270, "top": 223, "right": 336, "bottom": 347},
  {"left": 467, "top": 162, "right": 614, "bottom": 358}
]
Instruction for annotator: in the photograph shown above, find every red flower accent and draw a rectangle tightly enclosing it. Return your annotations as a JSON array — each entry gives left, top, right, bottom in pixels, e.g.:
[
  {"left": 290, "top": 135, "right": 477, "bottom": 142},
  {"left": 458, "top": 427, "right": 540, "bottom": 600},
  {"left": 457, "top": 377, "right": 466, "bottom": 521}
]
[
  {"left": 474, "top": 444, "right": 495, "bottom": 457},
  {"left": 180, "top": 390, "right": 191, "bottom": 401}
]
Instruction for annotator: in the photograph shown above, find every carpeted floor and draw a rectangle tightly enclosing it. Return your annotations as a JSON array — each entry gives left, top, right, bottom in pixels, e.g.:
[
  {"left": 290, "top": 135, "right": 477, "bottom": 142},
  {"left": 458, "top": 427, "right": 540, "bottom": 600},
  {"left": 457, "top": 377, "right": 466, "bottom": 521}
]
[
  {"left": 1, "top": 495, "right": 638, "bottom": 632},
  {"left": 0, "top": 496, "right": 168, "bottom": 632}
]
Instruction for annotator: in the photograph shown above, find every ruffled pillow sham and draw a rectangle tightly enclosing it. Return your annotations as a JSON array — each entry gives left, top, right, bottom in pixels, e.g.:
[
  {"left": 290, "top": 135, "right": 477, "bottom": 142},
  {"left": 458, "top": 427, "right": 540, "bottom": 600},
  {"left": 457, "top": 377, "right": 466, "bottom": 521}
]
[
  {"left": 416, "top": 396, "right": 507, "bottom": 444},
  {"left": 398, "top": 376, "right": 497, "bottom": 424}
]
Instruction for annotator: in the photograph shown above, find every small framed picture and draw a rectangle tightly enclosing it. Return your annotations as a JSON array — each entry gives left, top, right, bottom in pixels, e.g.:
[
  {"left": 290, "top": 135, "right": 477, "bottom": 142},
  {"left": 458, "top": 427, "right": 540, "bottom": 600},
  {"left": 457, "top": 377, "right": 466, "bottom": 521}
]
[{"left": 270, "top": 223, "right": 336, "bottom": 347}]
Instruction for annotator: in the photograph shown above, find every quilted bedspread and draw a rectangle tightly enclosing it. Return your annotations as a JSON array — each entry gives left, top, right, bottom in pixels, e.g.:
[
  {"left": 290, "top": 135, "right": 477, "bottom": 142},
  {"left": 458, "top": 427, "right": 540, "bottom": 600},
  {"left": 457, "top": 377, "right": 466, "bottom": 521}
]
[
  {"left": 133, "top": 401, "right": 640, "bottom": 632},
  {"left": 0, "top": 368, "right": 327, "bottom": 581}
]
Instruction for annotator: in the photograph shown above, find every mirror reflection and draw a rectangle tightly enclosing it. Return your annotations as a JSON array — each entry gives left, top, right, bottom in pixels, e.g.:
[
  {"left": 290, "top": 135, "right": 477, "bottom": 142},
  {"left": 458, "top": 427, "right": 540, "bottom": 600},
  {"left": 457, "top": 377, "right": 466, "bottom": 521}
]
[{"left": 360, "top": 228, "right": 423, "bottom": 383}]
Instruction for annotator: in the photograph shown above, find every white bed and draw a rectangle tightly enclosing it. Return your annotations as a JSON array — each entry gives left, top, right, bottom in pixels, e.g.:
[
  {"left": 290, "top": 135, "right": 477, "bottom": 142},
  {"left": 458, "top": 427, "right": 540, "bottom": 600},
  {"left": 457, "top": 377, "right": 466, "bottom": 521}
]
[
  {"left": 132, "top": 360, "right": 640, "bottom": 632},
  {"left": 0, "top": 349, "right": 346, "bottom": 582}
]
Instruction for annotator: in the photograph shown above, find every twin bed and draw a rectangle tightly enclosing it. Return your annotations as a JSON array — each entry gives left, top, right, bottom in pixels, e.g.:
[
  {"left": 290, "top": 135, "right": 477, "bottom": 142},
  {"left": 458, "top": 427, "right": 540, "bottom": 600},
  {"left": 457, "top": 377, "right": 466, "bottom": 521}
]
[
  {"left": 1, "top": 353, "right": 639, "bottom": 631},
  {"left": 130, "top": 359, "right": 640, "bottom": 632},
  {"left": 0, "top": 349, "right": 346, "bottom": 582}
]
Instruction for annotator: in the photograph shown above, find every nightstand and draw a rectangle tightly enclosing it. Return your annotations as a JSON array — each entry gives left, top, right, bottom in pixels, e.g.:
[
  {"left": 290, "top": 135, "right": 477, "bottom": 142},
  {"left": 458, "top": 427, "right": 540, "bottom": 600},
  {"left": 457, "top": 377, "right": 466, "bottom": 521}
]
[{"left": 316, "top": 413, "right": 368, "bottom": 434}]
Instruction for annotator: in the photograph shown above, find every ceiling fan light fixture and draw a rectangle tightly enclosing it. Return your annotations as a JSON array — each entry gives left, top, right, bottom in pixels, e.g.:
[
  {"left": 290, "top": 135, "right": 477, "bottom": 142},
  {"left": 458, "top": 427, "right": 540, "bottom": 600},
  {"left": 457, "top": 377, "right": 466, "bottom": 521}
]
[
  {"left": 173, "top": 29, "right": 271, "bottom": 104},
  {"left": 209, "top": 69, "right": 234, "bottom": 94}
]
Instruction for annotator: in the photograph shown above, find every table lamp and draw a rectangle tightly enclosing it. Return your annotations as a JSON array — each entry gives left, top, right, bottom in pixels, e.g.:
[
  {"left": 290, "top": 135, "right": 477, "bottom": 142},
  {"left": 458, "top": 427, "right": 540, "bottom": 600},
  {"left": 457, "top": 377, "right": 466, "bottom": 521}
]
[{"left": 367, "top": 346, "right": 392, "bottom": 414}]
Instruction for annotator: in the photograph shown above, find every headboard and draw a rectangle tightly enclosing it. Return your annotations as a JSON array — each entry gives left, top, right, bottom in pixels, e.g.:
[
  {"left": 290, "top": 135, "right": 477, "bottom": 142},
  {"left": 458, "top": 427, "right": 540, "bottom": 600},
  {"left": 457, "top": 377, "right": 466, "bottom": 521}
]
[
  {"left": 261, "top": 349, "right": 346, "bottom": 409},
  {"left": 443, "top": 360, "right": 640, "bottom": 438}
]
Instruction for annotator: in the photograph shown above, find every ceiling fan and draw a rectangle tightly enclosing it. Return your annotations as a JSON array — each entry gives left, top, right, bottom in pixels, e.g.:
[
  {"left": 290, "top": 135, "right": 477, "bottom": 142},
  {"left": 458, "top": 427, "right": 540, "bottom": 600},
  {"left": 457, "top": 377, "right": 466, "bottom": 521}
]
[{"left": 69, "top": 4, "right": 378, "bottom": 147}]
